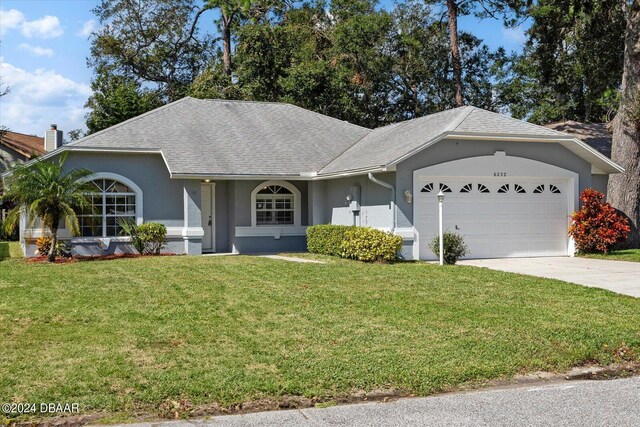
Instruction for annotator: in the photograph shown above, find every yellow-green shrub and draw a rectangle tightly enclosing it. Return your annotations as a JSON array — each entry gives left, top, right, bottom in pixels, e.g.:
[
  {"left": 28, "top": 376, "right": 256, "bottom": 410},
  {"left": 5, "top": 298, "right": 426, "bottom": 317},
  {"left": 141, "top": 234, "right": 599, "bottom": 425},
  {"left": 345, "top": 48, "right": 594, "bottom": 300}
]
[
  {"left": 340, "top": 227, "right": 403, "bottom": 263},
  {"left": 307, "top": 225, "right": 402, "bottom": 262},
  {"left": 307, "top": 224, "right": 352, "bottom": 256}
]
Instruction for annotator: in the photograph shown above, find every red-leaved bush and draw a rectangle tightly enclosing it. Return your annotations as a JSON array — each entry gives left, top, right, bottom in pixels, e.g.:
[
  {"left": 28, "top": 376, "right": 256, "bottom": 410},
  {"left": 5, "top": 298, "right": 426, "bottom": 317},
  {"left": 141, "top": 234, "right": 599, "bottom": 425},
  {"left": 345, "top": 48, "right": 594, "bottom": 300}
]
[{"left": 569, "top": 189, "right": 630, "bottom": 253}]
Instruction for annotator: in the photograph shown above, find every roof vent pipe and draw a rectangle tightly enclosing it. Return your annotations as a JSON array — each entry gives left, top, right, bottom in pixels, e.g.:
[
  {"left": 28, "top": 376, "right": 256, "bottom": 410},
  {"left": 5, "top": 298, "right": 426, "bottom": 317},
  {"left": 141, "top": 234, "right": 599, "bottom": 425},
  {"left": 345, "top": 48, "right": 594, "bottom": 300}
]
[{"left": 368, "top": 173, "right": 396, "bottom": 232}]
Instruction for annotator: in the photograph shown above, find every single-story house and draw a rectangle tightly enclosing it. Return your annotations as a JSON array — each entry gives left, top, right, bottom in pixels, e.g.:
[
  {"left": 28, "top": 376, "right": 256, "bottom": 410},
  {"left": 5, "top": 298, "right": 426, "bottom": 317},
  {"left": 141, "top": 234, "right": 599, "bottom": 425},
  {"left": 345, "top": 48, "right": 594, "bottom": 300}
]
[{"left": 2, "top": 97, "right": 623, "bottom": 260}]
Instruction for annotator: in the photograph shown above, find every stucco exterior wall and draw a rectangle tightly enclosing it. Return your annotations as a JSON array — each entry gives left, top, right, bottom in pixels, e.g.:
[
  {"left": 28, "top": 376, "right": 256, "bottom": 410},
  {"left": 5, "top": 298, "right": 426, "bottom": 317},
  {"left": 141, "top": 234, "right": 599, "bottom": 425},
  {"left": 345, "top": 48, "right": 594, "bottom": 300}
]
[
  {"left": 22, "top": 151, "right": 194, "bottom": 257},
  {"left": 321, "top": 172, "right": 396, "bottom": 229},
  {"left": 63, "top": 152, "right": 184, "bottom": 226},
  {"left": 394, "top": 139, "right": 593, "bottom": 228},
  {"left": 229, "top": 179, "right": 310, "bottom": 253},
  {"left": 591, "top": 174, "right": 609, "bottom": 197}
]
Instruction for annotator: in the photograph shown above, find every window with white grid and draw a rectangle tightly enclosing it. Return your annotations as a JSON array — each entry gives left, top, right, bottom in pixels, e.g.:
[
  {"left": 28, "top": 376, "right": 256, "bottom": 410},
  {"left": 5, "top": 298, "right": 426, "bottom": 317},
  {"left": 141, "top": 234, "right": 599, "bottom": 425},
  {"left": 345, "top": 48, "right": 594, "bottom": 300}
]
[
  {"left": 255, "top": 185, "right": 295, "bottom": 225},
  {"left": 78, "top": 179, "right": 137, "bottom": 237}
]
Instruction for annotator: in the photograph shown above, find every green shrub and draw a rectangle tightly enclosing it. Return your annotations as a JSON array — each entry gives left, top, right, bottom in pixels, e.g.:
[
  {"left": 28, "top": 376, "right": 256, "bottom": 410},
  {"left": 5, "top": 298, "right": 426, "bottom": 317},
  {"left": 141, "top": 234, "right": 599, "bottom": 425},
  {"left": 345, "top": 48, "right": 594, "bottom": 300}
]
[
  {"left": 118, "top": 219, "right": 145, "bottom": 255},
  {"left": 307, "top": 224, "right": 352, "bottom": 256},
  {"left": 340, "top": 227, "right": 403, "bottom": 263},
  {"left": 429, "top": 232, "right": 469, "bottom": 265},
  {"left": 119, "top": 220, "right": 166, "bottom": 255},
  {"left": 137, "top": 222, "right": 167, "bottom": 255},
  {"left": 0, "top": 218, "right": 19, "bottom": 241},
  {"left": 307, "top": 225, "right": 402, "bottom": 263}
]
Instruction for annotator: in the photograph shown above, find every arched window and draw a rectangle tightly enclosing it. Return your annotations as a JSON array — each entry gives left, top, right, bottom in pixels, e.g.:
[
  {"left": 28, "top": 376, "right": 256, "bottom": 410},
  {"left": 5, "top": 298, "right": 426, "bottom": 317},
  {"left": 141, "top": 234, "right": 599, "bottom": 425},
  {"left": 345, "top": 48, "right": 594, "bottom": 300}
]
[
  {"left": 251, "top": 181, "right": 301, "bottom": 227},
  {"left": 78, "top": 174, "right": 143, "bottom": 237}
]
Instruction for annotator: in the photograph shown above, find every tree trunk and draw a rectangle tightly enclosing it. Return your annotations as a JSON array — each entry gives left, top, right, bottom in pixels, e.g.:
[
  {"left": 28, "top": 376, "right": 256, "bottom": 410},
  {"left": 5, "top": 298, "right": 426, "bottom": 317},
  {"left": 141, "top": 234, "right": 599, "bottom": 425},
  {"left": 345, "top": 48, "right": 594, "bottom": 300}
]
[
  {"left": 607, "top": 0, "right": 640, "bottom": 248},
  {"left": 48, "top": 227, "right": 58, "bottom": 263},
  {"left": 447, "top": 0, "right": 464, "bottom": 107},
  {"left": 222, "top": 14, "right": 232, "bottom": 77}
]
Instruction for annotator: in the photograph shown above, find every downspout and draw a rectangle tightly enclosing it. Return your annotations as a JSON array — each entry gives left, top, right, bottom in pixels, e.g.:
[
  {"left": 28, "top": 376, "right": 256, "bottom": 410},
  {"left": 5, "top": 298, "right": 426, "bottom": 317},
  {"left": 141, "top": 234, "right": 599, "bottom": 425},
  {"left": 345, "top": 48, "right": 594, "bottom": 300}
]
[{"left": 368, "top": 173, "right": 396, "bottom": 232}]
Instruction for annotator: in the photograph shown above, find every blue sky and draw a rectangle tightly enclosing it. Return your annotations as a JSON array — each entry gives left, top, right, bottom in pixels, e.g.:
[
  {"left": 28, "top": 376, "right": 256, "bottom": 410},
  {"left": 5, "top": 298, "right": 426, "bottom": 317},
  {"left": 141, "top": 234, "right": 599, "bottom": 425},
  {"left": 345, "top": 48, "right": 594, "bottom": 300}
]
[{"left": 0, "top": 0, "right": 529, "bottom": 136}]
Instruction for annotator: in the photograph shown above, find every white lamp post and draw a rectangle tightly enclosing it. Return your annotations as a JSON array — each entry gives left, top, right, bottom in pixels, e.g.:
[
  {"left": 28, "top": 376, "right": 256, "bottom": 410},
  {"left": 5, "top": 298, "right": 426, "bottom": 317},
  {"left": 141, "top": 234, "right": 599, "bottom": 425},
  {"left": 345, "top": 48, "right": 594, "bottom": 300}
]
[{"left": 437, "top": 190, "right": 445, "bottom": 266}]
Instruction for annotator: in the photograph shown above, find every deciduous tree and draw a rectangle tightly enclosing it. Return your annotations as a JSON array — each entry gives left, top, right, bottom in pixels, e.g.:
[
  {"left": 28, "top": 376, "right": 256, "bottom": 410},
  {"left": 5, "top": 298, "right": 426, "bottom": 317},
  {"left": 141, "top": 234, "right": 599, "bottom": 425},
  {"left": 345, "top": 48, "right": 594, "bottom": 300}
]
[{"left": 90, "top": 0, "right": 212, "bottom": 101}]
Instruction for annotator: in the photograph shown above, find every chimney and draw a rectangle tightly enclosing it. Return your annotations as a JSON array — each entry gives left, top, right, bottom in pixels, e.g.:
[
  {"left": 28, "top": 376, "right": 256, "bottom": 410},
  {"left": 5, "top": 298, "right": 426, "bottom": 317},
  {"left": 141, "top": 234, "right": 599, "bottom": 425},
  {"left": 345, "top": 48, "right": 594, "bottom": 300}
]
[{"left": 44, "top": 124, "right": 64, "bottom": 151}]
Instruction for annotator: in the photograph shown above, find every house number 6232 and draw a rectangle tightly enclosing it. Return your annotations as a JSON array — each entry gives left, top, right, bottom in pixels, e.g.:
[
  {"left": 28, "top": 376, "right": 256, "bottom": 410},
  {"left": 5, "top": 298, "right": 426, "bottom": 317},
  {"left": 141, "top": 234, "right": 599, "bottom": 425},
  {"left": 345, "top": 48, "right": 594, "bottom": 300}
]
[{"left": 493, "top": 172, "right": 507, "bottom": 177}]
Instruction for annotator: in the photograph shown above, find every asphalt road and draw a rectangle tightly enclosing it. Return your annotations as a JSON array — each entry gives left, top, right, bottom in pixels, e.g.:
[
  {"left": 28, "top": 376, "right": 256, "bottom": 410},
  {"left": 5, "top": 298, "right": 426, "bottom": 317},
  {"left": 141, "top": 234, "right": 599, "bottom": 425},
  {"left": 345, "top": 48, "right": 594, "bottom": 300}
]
[{"left": 115, "top": 376, "right": 640, "bottom": 427}]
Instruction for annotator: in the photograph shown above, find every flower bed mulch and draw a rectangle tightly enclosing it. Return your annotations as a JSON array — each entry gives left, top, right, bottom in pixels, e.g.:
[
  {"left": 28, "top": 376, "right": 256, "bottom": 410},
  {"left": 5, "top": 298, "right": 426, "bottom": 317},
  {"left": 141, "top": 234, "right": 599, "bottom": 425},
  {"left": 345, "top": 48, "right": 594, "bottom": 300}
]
[{"left": 26, "top": 253, "right": 177, "bottom": 263}]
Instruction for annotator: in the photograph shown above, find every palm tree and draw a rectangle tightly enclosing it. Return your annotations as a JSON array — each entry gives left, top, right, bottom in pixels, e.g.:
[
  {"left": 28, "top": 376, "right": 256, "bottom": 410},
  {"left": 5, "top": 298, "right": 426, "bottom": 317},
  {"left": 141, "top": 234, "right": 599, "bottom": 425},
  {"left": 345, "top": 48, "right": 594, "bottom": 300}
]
[{"left": 2, "top": 153, "right": 95, "bottom": 262}]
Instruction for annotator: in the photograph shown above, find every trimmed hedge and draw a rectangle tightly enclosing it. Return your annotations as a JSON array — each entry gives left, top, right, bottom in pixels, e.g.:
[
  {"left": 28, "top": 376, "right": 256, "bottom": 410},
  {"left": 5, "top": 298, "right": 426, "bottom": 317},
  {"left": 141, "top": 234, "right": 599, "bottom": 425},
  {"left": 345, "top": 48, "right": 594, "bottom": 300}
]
[
  {"left": 307, "top": 224, "right": 402, "bottom": 263},
  {"left": 341, "top": 227, "right": 403, "bottom": 263},
  {"left": 306, "top": 224, "right": 351, "bottom": 256}
]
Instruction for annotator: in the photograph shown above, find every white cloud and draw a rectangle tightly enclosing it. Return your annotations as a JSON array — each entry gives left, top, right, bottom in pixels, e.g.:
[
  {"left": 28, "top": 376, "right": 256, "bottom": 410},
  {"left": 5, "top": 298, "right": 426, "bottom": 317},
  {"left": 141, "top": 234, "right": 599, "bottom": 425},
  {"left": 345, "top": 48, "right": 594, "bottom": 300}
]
[
  {"left": 503, "top": 26, "right": 526, "bottom": 45},
  {"left": 0, "top": 8, "right": 24, "bottom": 36},
  {"left": 77, "top": 19, "right": 96, "bottom": 37},
  {"left": 21, "top": 15, "right": 64, "bottom": 39},
  {"left": 0, "top": 60, "right": 91, "bottom": 134},
  {"left": 18, "top": 43, "right": 54, "bottom": 57}
]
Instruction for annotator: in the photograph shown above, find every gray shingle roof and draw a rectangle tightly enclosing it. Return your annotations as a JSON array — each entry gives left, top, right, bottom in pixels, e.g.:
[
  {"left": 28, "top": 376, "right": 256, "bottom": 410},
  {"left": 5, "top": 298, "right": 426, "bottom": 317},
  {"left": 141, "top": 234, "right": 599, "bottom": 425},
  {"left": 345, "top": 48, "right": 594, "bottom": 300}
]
[
  {"left": 320, "top": 107, "right": 471, "bottom": 174},
  {"left": 320, "top": 106, "right": 569, "bottom": 174},
  {"left": 454, "top": 108, "right": 566, "bottom": 136},
  {"left": 51, "top": 99, "right": 620, "bottom": 177},
  {"left": 71, "top": 97, "right": 370, "bottom": 176}
]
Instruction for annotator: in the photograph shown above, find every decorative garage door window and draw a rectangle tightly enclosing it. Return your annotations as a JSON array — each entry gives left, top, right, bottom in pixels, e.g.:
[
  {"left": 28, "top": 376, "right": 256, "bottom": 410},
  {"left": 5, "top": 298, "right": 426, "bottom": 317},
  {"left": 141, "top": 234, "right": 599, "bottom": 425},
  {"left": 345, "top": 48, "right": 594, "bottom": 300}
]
[
  {"left": 533, "top": 184, "right": 561, "bottom": 194},
  {"left": 478, "top": 184, "right": 490, "bottom": 193},
  {"left": 420, "top": 182, "right": 434, "bottom": 193},
  {"left": 420, "top": 182, "right": 452, "bottom": 193},
  {"left": 79, "top": 179, "right": 137, "bottom": 237},
  {"left": 422, "top": 182, "right": 561, "bottom": 195},
  {"left": 255, "top": 185, "right": 294, "bottom": 225},
  {"left": 439, "top": 183, "right": 452, "bottom": 193}
]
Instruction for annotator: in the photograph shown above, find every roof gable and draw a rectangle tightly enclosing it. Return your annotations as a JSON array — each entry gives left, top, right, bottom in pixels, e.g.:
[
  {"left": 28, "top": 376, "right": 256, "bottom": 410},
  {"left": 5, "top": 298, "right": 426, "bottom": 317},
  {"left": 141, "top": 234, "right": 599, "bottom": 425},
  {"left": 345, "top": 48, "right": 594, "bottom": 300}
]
[{"left": 321, "top": 107, "right": 622, "bottom": 175}]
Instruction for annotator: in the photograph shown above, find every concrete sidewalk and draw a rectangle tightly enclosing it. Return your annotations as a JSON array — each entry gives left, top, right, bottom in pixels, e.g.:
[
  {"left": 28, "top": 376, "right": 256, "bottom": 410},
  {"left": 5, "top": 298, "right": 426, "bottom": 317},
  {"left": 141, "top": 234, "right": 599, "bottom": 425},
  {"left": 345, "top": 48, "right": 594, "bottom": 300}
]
[
  {"left": 458, "top": 257, "right": 640, "bottom": 298},
  {"left": 110, "top": 377, "right": 640, "bottom": 427}
]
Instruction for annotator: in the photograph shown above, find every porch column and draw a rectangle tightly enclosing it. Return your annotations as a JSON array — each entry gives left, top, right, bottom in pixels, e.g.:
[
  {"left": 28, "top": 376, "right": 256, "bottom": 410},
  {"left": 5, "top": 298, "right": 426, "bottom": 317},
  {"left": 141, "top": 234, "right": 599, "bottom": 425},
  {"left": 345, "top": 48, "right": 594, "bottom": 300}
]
[{"left": 182, "top": 180, "right": 204, "bottom": 255}]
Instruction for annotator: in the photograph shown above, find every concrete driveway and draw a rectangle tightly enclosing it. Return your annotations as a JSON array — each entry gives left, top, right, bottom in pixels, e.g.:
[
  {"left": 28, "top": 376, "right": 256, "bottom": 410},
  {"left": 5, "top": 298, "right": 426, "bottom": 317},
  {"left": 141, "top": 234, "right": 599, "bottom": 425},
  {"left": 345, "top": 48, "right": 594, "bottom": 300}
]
[{"left": 459, "top": 257, "right": 640, "bottom": 298}]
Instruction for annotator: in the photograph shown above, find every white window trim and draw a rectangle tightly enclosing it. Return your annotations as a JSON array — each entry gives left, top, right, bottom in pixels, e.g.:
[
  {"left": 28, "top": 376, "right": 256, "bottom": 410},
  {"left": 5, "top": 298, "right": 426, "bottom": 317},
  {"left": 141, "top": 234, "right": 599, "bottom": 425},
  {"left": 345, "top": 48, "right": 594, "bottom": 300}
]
[
  {"left": 22, "top": 173, "right": 144, "bottom": 241},
  {"left": 250, "top": 180, "right": 301, "bottom": 227},
  {"left": 78, "top": 173, "right": 144, "bottom": 238}
]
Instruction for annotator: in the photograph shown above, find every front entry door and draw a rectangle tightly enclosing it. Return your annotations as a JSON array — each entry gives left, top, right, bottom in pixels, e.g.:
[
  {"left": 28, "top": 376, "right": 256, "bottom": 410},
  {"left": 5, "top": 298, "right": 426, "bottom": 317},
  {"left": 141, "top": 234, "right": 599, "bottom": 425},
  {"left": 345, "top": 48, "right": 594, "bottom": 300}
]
[{"left": 201, "top": 183, "right": 215, "bottom": 252}]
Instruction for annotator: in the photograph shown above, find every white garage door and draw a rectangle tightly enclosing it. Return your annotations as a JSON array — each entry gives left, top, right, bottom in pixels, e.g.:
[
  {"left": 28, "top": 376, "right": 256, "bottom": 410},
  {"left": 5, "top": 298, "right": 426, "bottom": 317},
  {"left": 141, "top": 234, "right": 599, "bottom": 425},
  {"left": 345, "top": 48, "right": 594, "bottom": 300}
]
[{"left": 415, "top": 178, "right": 570, "bottom": 260}]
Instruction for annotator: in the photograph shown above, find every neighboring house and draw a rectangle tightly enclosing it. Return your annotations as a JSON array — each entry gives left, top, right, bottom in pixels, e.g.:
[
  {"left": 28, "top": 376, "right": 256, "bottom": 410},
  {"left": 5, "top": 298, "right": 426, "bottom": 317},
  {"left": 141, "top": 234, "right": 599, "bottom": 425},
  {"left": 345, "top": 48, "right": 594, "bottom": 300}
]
[
  {"left": 1, "top": 130, "right": 46, "bottom": 215},
  {"left": 0, "top": 130, "right": 46, "bottom": 176},
  {"left": 545, "top": 121, "right": 613, "bottom": 196},
  {"left": 1, "top": 98, "right": 622, "bottom": 260}
]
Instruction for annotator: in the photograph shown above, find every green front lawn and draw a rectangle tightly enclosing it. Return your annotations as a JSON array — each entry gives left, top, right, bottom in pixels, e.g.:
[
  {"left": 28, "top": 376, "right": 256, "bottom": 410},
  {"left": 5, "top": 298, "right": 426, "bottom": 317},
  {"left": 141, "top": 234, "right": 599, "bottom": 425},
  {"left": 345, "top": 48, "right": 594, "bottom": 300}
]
[
  {"left": 1, "top": 255, "right": 639, "bottom": 423},
  {"left": 0, "top": 241, "right": 22, "bottom": 261},
  {"left": 579, "top": 249, "right": 640, "bottom": 262}
]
